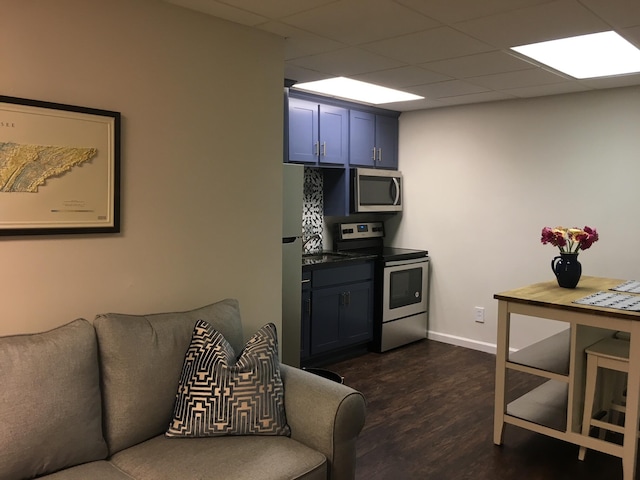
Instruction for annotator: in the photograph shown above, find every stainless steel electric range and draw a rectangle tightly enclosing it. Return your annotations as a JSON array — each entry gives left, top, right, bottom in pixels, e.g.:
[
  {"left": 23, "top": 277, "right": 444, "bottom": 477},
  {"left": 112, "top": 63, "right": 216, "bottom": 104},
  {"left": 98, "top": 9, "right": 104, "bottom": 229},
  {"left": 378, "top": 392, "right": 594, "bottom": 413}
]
[{"left": 334, "top": 221, "right": 429, "bottom": 352}]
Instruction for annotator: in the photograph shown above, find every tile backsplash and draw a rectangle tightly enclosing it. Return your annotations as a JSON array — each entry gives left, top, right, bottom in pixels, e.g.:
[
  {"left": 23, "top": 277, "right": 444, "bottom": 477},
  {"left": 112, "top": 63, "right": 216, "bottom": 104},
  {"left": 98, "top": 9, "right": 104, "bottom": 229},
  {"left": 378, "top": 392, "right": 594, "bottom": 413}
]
[{"left": 302, "top": 167, "right": 323, "bottom": 252}]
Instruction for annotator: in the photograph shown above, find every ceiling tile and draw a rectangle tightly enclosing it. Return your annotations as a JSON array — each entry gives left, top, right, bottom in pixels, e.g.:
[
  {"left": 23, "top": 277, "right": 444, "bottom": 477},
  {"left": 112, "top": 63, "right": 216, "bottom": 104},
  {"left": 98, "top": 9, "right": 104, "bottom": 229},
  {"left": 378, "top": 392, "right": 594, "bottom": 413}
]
[
  {"left": 423, "top": 51, "right": 536, "bottom": 78},
  {"left": 216, "top": 0, "right": 339, "bottom": 19},
  {"left": 395, "top": 0, "right": 555, "bottom": 24},
  {"left": 434, "top": 90, "right": 518, "bottom": 107},
  {"left": 383, "top": 98, "right": 446, "bottom": 111},
  {"left": 579, "top": 72, "right": 640, "bottom": 89},
  {"left": 621, "top": 25, "right": 640, "bottom": 49},
  {"left": 285, "top": 64, "right": 333, "bottom": 84},
  {"left": 407, "top": 80, "right": 490, "bottom": 99},
  {"left": 164, "top": 0, "right": 267, "bottom": 25},
  {"left": 469, "top": 68, "right": 569, "bottom": 89},
  {"left": 287, "top": 47, "right": 405, "bottom": 77},
  {"left": 363, "top": 26, "right": 494, "bottom": 64},
  {"left": 280, "top": 0, "right": 440, "bottom": 45},
  {"left": 455, "top": 0, "right": 611, "bottom": 48},
  {"left": 503, "top": 82, "right": 592, "bottom": 98},
  {"left": 578, "top": 0, "right": 640, "bottom": 29},
  {"left": 257, "top": 21, "right": 343, "bottom": 60},
  {"left": 352, "top": 66, "right": 451, "bottom": 88}
]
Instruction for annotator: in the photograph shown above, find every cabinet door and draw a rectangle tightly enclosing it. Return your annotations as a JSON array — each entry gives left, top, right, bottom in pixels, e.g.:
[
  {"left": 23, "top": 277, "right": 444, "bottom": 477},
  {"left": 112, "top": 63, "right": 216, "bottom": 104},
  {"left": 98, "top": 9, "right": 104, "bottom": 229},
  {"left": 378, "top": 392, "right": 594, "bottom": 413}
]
[
  {"left": 319, "top": 104, "right": 348, "bottom": 166},
  {"left": 374, "top": 115, "right": 399, "bottom": 169},
  {"left": 301, "top": 288, "right": 311, "bottom": 361},
  {"left": 310, "top": 286, "right": 344, "bottom": 355},
  {"left": 342, "top": 282, "right": 373, "bottom": 345},
  {"left": 288, "top": 97, "right": 318, "bottom": 164},
  {"left": 349, "top": 110, "right": 376, "bottom": 167}
]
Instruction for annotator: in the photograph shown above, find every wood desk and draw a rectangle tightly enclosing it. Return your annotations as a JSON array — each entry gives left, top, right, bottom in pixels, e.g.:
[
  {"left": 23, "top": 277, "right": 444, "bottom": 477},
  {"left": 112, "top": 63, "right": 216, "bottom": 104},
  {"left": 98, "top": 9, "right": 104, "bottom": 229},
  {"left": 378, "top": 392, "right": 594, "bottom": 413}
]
[{"left": 493, "top": 276, "right": 640, "bottom": 480}]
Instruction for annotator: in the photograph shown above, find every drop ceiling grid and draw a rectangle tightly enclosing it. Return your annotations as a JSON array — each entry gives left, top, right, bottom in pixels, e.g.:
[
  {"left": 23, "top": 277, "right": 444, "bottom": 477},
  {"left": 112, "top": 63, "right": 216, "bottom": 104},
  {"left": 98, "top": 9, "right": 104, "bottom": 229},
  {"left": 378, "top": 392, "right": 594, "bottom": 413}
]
[{"left": 162, "top": 0, "right": 640, "bottom": 110}]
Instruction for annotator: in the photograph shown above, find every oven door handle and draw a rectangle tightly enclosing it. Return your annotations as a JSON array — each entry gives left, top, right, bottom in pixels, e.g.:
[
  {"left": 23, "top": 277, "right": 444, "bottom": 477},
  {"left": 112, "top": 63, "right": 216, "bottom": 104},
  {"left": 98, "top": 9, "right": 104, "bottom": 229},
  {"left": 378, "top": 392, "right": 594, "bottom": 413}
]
[{"left": 385, "top": 257, "right": 428, "bottom": 267}]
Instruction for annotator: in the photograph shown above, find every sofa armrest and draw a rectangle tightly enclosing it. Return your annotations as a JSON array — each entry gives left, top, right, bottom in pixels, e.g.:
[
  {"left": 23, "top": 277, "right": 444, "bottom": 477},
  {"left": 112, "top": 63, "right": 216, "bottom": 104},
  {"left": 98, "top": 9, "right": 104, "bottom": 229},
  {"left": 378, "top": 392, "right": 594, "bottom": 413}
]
[{"left": 280, "top": 364, "right": 366, "bottom": 480}]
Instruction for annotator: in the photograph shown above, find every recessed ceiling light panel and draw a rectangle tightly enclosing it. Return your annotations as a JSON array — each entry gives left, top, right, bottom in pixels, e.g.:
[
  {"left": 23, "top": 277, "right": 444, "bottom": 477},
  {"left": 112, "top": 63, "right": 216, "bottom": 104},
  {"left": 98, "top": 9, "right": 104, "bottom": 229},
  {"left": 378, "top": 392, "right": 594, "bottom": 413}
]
[
  {"left": 292, "top": 77, "right": 424, "bottom": 104},
  {"left": 511, "top": 31, "right": 640, "bottom": 79}
]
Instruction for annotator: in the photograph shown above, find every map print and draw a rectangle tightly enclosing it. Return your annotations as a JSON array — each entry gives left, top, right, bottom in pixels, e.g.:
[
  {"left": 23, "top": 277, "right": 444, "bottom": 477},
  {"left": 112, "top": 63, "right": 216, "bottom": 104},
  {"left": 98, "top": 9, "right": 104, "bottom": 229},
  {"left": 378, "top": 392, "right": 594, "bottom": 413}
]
[{"left": 0, "top": 142, "right": 97, "bottom": 192}]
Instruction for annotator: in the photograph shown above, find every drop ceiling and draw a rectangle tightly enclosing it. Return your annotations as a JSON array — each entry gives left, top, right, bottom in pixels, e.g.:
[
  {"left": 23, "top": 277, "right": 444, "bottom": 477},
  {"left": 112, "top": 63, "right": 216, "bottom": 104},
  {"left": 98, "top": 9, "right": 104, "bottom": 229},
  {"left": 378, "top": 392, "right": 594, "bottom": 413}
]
[{"left": 163, "top": 0, "right": 640, "bottom": 111}]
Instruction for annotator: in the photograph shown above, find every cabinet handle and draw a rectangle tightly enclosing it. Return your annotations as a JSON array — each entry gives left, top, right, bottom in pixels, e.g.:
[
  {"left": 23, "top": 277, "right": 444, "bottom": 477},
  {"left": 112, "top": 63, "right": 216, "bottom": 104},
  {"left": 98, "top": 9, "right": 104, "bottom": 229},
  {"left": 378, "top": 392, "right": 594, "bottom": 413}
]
[
  {"left": 371, "top": 147, "right": 376, "bottom": 162},
  {"left": 322, "top": 142, "right": 327, "bottom": 157},
  {"left": 314, "top": 141, "right": 319, "bottom": 157},
  {"left": 377, "top": 148, "right": 382, "bottom": 163},
  {"left": 345, "top": 291, "right": 350, "bottom": 306}
]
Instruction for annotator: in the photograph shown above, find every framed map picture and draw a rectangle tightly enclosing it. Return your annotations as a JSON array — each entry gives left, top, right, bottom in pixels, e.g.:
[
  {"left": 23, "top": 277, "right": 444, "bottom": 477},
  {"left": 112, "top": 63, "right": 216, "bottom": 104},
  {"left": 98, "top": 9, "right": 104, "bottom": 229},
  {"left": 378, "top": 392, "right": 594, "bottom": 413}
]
[{"left": 0, "top": 95, "right": 120, "bottom": 235}]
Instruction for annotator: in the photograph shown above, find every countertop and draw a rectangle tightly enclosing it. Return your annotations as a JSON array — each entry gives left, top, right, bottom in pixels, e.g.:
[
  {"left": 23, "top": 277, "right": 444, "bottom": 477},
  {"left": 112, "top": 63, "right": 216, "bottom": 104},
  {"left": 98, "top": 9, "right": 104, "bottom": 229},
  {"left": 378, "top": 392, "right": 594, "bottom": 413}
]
[{"left": 302, "top": 251, "right": 377, "bottom": 269}]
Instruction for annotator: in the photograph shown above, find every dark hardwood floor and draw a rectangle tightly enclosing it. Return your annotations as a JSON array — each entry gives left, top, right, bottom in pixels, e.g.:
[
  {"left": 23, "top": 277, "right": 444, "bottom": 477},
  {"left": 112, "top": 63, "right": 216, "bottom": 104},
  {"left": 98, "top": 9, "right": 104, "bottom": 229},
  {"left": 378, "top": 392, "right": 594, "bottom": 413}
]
[{"left": 325, "top": 339, "right": 631, "bottom": 480}]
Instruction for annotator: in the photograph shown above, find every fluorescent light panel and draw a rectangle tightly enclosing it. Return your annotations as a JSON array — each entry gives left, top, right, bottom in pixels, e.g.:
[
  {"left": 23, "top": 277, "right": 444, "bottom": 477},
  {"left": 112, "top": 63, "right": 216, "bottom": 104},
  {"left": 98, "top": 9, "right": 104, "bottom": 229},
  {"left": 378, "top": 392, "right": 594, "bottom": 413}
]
[
  {"left": 292, "top": 77, "right": 423, "bottom": 104},
  {"left": 511, "top": 31, "right": 640, "bottom": 79}
]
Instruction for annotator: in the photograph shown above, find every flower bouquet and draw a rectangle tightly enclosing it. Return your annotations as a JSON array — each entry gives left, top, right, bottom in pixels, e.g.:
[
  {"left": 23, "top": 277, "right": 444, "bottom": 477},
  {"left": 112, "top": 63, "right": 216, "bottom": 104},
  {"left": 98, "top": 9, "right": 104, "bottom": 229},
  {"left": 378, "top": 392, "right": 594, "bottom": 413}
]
[
  {"left": 541, "top": 226, "right": 599, "bottom": 288},
  {"left": 540, "top": 226, "right": 599, "bottom": 253}
]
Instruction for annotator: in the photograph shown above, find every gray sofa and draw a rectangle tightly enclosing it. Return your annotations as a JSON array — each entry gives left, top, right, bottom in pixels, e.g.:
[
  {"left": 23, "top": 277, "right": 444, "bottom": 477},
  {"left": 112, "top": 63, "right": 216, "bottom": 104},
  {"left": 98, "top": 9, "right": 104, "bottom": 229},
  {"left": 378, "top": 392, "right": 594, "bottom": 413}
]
[{"left": 0, "top": 299, "right": 366, "bottom": 480}]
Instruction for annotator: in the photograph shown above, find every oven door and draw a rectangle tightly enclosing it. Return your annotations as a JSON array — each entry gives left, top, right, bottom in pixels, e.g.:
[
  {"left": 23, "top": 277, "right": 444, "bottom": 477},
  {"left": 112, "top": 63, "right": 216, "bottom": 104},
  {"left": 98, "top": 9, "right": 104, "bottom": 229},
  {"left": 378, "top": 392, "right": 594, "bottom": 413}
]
[{"left": 382, "top": 258, "right": 429, "bottom": 322}]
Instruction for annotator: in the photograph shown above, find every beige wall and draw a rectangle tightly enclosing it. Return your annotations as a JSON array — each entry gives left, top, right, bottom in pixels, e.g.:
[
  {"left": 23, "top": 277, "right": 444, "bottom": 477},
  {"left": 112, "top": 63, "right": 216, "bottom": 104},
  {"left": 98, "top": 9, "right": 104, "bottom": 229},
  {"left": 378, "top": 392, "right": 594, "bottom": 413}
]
[
  {"left": 0, "top": 0, "right": 285, "bottom": 339},
  {"left": 388, "top": 86, "right": 640, "bottom": 351}
]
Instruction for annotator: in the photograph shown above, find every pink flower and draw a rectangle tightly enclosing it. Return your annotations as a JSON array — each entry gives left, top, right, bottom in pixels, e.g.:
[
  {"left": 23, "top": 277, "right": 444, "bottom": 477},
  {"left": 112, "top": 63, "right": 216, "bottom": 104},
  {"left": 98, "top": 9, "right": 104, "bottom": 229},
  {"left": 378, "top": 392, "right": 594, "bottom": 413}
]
[{"left": 540, "top": 225, "right": 599, "bottom": 253}]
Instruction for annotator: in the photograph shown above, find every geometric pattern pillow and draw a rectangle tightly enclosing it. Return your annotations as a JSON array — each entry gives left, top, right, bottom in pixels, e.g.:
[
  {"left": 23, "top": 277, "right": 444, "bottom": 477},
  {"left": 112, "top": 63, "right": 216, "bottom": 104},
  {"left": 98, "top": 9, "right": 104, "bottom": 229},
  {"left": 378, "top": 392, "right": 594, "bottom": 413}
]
[{"left": 166, "top": 320, "right": 290, "bottom": 437}]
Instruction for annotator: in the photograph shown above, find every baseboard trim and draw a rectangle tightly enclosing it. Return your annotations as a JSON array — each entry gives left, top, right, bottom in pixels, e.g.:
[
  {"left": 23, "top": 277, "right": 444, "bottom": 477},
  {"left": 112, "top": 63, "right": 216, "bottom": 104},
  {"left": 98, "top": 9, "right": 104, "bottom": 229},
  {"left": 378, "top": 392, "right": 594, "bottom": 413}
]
[{"left": 428, "top": 331, "right": 498, "bottom": 354}]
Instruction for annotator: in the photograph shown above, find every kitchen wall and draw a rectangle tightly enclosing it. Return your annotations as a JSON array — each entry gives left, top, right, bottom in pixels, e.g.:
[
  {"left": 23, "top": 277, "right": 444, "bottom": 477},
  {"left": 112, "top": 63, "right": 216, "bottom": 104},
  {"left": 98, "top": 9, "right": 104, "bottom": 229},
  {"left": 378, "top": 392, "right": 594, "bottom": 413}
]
[
  {"left": 0, "top": 0, "right": 284, "bottom": 338},
  {"left": 388, "top": 86, "right": 640, "bottom": 351}
]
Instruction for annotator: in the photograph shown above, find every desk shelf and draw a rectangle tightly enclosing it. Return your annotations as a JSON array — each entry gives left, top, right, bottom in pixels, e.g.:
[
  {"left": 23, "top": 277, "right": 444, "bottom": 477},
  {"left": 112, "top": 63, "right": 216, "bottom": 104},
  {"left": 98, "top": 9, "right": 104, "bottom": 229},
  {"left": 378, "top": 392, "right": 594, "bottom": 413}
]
[
  {"left": 507, "top": 379, "right": 568, "bottom": 432},
  {"left": 508, "top": 328, "right": 570, "bottom": 376}
]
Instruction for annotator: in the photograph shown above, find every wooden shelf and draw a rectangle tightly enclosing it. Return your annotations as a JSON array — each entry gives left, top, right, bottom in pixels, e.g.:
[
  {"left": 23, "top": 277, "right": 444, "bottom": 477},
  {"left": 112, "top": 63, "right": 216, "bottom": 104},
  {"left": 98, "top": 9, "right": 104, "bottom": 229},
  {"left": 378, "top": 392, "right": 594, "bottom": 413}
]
[
  {"left": 507, "top": 379, "right": 568, "bottom": 432},
  {"left": 509, "top": 328, "right": 570, "bottom": 376}
]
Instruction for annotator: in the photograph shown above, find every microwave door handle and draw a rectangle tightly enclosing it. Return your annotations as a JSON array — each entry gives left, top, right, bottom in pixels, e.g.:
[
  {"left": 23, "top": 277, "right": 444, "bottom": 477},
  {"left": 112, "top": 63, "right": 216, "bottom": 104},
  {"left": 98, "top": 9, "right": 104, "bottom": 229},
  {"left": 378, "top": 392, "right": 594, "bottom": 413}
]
[{"left": 392, "top": 178, "right": 400, "bottom": 205}]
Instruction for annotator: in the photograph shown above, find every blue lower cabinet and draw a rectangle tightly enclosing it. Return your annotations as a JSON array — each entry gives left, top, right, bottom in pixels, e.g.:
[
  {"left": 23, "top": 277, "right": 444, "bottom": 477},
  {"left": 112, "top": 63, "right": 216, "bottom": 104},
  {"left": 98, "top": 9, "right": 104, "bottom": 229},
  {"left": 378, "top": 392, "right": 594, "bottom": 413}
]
[{"left": 306, "top": 262, "right": 374, "bottom": 357}]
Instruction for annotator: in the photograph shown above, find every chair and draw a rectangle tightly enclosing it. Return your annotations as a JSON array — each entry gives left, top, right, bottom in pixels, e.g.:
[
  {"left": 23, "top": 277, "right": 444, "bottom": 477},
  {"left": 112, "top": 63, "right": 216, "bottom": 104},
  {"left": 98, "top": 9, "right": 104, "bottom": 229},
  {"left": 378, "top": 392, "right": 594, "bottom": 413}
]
[{"left": 578, "top": 337, "right": 630, "bottom": 460}]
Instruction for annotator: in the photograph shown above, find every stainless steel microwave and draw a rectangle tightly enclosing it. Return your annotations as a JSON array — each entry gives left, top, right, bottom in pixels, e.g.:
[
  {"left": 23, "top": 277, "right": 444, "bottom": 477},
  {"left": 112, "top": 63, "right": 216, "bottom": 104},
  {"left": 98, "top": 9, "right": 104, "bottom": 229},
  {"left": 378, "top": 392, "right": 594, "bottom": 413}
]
[{"left": 352, "top": 168, "right": 402, "bottom": 213}]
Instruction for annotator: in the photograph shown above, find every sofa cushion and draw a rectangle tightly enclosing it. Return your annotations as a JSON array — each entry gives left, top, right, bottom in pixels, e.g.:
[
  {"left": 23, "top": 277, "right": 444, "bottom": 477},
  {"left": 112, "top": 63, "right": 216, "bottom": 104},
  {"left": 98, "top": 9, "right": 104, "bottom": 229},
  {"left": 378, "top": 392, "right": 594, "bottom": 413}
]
[
  {"left": 36, "top": 461, "right": 136, "bottom": 480},
  {"left": 0, "top": 319, "right": 108, "bottom": 480},
  {"left": 94, "top": 298, "right": 244, "bottom": 454},
  {"left": 166, "top": 321, "right": 290, "bottom": 437},
  {"left": 110, "top": 434, "right": 327, "bottom": 480}
]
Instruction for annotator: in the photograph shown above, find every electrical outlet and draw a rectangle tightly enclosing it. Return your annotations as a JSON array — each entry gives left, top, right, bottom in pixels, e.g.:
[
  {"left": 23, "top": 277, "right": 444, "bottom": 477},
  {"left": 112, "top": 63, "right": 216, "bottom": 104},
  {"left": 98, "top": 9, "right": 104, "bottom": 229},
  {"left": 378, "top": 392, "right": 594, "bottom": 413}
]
[{"left": 475, "top": 306, "right": 485, "bottom": 323}]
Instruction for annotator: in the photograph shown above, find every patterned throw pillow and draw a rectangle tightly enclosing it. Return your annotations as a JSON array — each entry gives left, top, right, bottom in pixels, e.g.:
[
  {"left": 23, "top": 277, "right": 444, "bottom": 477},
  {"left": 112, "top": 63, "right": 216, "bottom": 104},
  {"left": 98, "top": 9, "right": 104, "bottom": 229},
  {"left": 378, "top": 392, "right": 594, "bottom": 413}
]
[{"left": 166, "top": 320, "right": 290, "bottom": 437}]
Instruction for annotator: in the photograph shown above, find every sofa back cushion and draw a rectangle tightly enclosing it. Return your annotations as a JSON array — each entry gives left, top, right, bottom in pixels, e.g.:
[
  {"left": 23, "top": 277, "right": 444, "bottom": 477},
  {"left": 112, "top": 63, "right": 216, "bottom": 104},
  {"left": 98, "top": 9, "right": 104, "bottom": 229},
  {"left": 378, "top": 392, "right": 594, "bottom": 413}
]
[
  {"left": 0, "top": 319, "right": 108, "bottom": 480},
  {"left": 94, "top": 298, "right": 244, "bottom": 454}
]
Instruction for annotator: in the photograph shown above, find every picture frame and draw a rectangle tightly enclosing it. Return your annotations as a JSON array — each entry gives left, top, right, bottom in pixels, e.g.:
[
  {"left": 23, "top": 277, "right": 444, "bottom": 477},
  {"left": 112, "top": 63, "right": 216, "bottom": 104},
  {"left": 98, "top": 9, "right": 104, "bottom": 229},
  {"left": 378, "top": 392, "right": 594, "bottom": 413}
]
[{"left": 0, "top": 95, "right": 120, "bottom": 235}]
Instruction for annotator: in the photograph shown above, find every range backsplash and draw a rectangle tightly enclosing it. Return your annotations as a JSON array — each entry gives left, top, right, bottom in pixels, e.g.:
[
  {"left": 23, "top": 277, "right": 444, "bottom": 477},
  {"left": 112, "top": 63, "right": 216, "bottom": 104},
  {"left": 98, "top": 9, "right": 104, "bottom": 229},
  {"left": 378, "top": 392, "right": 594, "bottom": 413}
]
[{"left": 302, "top": 167, "right": 323, "bottom": 253}]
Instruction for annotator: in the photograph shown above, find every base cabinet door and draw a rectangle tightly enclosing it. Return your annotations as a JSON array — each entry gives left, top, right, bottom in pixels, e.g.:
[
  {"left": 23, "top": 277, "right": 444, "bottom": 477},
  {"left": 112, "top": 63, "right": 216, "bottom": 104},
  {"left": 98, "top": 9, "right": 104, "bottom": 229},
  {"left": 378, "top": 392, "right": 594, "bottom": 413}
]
[
  {"left": 301, "top": 287, "right": 311, "bottom": 361},
  {"left": 310, "top": 280, "right": 373, "bottom": 355},
  {"left": 341, "top": 282, "right": 373, "bottom": 345},
  {"left": 310, "top": 285, "right": 344, "bottom": 355}
]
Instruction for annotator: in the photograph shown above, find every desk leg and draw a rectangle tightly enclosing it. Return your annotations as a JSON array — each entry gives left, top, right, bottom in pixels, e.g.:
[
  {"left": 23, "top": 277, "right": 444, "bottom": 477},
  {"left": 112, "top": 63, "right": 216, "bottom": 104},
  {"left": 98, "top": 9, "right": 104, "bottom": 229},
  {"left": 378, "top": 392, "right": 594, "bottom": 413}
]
[
  {"left": 622, "top": 322, "right": 640, "bottom": 480},
  {"left": 494, "top": 301, "right": 509, "bottom": 445}
]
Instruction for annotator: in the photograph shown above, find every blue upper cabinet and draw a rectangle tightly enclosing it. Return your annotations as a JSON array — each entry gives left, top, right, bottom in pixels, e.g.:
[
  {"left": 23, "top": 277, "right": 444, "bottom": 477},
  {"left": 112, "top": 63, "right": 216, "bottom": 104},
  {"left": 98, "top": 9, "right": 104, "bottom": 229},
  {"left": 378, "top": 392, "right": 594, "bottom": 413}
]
[
  {"left": 349, "top": 109, "right": 398, "bottom": 169},
  {"left": 318, "top": 104, "right": 348, "bottom": 166},
  {"left": 374, "top": 114, "right": 399, "bottom": 170},
  {"left": 288, "top": 97, "right": 319, "bottom": 164},
  {"left": 287, "top": 97, "right": 348, "bottom": 166},
  {"left": 349, "top": 110, "right": 376, "bottom": 167}
]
